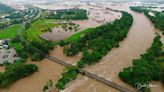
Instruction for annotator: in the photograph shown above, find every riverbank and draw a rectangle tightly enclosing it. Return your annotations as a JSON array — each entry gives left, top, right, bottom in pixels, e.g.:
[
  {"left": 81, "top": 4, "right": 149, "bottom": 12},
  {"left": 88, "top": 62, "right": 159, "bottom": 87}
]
[
  {"left": 62, "top": 3, "right": 158, "bottom": 92},
  {"left": 0, "top": 59, "right": 64, "bottom": 92}
]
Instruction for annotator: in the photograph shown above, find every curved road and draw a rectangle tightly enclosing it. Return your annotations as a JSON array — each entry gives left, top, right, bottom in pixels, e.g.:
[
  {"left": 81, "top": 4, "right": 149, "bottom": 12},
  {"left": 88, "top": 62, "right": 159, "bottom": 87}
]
[{"left": 62, "top": 4, "right": 159, "bottom": 92}]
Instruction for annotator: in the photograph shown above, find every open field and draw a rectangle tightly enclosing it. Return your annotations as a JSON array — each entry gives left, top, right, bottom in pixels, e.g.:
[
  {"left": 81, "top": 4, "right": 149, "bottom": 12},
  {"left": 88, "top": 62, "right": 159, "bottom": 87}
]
[
  {"left": 24, "top": 19, "right": 58, "bottom": 42},
  {"left": 66, "top": 28, "right": 95, "bottom": 42},
  {"left": 0, "top": 24, "right": 20, "bottom": 39}
]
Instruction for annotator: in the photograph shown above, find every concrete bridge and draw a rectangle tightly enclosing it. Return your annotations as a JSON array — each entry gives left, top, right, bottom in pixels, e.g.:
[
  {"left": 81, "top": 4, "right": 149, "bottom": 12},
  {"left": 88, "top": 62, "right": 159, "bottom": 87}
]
[{"left": 46, "top": 56, "right": 134, "bottom": 92}]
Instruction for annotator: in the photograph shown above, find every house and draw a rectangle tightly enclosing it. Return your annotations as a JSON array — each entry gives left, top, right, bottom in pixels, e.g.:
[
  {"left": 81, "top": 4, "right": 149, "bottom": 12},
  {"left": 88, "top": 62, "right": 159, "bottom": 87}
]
[{"left": 0, "top": 40, "right": 9, "bottom": 49}]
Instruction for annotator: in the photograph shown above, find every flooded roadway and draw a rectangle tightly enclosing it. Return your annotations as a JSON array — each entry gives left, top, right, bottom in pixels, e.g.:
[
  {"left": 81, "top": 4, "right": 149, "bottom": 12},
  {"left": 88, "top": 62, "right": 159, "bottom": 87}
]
[{"left": 61, "top": 4, "right": 162, "bottom": 92}]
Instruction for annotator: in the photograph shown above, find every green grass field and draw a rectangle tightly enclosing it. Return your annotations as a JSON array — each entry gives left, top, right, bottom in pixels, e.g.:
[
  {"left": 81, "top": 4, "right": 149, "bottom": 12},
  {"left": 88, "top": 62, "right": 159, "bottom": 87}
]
[
  {"left": 24, "top": 19, "right": 58, "bottom": 42},
  {"left": 65, "top": 28, "right": 95, "bottom": 42},
  {"left": 0, "top": 24, "right": 20, "bottom": 40}
]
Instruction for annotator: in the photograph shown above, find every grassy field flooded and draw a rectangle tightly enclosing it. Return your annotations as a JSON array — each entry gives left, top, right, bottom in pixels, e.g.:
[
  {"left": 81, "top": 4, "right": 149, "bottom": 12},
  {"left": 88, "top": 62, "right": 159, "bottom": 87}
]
[{"left": 39, "top": 3, "right": 121, "bottom": 41}]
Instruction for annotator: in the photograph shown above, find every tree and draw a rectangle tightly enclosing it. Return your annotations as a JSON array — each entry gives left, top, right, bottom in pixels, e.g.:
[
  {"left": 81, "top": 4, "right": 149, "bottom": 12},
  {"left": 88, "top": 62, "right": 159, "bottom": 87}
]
[
  {"left": 19, "top": 51, "right": 28, "bottom": 59},
  {"left": 119, "top": 35, "right": 163, "bottom": 90},
  {"left": 0, "top": 62, "right": 38, "bottom": 88},
  {"left": 31, "top": 50, "right": 44, "bottom": 61},
  {"left": 161, "top": 70, "right": 164, "bottom": 84},
  {"left": 25, "top": 22, "right": 30, "bottom": 30}
]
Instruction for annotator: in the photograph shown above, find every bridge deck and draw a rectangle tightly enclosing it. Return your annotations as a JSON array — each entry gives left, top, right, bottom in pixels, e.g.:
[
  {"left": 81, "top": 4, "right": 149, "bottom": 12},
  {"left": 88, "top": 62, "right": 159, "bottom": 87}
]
[{"left": 46, "top": 56, "right": 134, "bottom": 92}]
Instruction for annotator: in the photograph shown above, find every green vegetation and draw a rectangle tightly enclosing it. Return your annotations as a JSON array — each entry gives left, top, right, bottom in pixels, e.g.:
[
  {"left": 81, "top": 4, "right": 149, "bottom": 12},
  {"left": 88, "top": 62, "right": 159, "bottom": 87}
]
[
  {"left": 55, "top": 67, "right": 78, "bottom": 90},
  {"left": 0, "top": 19, "right": 10, "bottom": 29},
  {"left": 0, "top": 24, "right": 20, "bottom": 39},
  {"left": 119, "top": 34, "right": 164, "bottom": 91},
  {"left": 9, "top": 19, "right": 57, "bottom": 61},
  {"left": 46, "top": 9, "right": 88, "bottom": 20},
  {"left": 61, "top": 22, "right": 80, "bottom": 32},
  {"left": 11, "top": 35, "right": 54, "bottom": 61},
  {"left": 5, "top": 7, "right": 40, "bottom": 24},
  {"left": 59, "top": 27, "right": 95, "bottom": 46},
  {"left": 0, "top": 61, "right": 38, "bottom": 88},
  {"left": 0, "top": 12, "right": 56, "bottom": 88},
  {"left": 43, "top": 80, "right": 53, "bottom": 92},
  {"left": 64, "top": 12, "right": 133, "bottom": 57},
  {"left": 24, "top": 19, "right": 57, "bottom": 42},
  {"left": 56, "top": 12, "right": 133, "bottom": 90},
  {"left": 0, "top": 3, "right": 14, "bottom": 13},
  {"left": 130, "top": 6, "right": 164, "bottom": 34},
  {"left": 0, "top": 6, "right": 40, "bottom": 29},
  {"left": 65, "top": 28, "right": 96, "bottom": 42}
]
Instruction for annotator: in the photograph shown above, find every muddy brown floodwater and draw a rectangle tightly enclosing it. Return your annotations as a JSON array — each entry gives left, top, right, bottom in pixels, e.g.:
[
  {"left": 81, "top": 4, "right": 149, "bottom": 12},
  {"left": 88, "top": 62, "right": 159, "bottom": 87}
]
[
  {"left": 0, "top": 59, "right": 64, "bottom": 92},
  {"left": 40, "top": 3, "right": 121, "bottom": 41},
  {"left": 49, "top": 46, "right": 81, "bottom": 65},
  {"left": 0, "top": 3, "right": 163, "bottom": 92},
  {"left": 61, "top": 4, "right": 164, "bottom": 92}
]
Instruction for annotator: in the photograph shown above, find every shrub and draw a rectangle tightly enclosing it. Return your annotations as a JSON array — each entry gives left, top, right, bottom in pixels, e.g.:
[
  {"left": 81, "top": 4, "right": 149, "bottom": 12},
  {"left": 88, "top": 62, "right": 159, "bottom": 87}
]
[{"left": 0, "top": 62, "right": 38, "bottom": 88}]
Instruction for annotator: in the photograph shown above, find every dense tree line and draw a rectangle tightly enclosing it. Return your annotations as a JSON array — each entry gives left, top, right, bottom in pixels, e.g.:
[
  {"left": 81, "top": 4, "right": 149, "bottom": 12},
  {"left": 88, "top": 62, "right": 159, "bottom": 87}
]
[
  {"left": 46, "top": 9, "right": 88, "bottom": 20},
  {"left": 11, "top": 35, "right": 54, "bottom": 61},
  {"left": 0, "top": 62, "right": 38, "bottom": 88},
  {"left": 55, "top": 11, "right": 133, "bottom": 90},
  {"left": 64, "top": 12, "right": 133, "bottom": 67},
  {"left": 0, "top": 23, "right": 9, "bottom": 29},
  {"left": 130, "top": 6, "right": 164, "bottom": 34},
  {"left": 25, "top": 22, "right": 31, "bottom": 30},
  {"left": 119, "top": 35, "right": 164, "bottom": 91},
  {"left": 76, "top": 12, "right": 133, "bottom": 68},
  {"left": 55, "top": 67, "right": 78, "bottom": 90}
]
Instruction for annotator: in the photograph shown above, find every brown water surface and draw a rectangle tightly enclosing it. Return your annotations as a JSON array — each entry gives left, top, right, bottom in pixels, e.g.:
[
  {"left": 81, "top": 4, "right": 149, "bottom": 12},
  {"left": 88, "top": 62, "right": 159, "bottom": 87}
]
[
  {"left": 62, "top": 4, "right": 159, "bottom": 92},
  {"left": 0, "top": 59, "right": 64, "bottom": 92},
  {"left": 0, "top": 2, "right": 163, "bottom": 92}
]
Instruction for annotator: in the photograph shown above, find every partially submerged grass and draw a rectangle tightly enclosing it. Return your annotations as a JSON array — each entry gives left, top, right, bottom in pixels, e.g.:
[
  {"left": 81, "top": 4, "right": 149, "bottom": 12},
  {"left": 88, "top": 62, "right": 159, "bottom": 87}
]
[
  {"left": 65, "top": 28, "right": 95, "bottom": 42},
  {"left": 24, "top": 19, "right": 58, "bottom": 42}
]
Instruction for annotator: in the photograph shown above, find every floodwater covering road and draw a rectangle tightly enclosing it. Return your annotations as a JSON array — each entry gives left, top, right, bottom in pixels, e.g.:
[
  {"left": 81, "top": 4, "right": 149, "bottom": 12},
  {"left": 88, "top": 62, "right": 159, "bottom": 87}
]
[{"left": 62, "top": 4, "right": 164, "bottom": 92}]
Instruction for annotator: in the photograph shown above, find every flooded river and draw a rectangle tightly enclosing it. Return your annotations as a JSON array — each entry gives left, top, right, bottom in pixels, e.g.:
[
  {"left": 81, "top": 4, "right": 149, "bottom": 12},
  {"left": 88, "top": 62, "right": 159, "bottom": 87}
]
[
  {"left": 61, "top": 4, "right": 164, "bottom": 92},
  {"left": 0, "top": 2, "right": 163, "bottom": 92},
  {"left": 0, "top": 59, "right": 64, "bottom": 92},
  {"left": 40, "top": 3, "right": 121, "bottom": 41}
]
